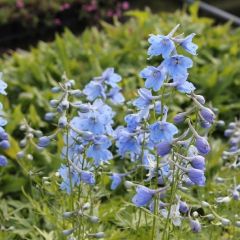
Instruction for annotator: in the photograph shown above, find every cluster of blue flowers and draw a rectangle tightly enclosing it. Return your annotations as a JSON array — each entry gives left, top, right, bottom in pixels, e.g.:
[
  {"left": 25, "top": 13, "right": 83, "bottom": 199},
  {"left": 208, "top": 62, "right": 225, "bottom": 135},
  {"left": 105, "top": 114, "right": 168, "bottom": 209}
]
[
  {"left": 110, "top": 25, "right": 217, "bottom": 234},
  {"left": 39, "top": 69, "right": 124, "bottom": 238},
  {"left": 0, "top": 73, "right": 10, "bottom": 167}
]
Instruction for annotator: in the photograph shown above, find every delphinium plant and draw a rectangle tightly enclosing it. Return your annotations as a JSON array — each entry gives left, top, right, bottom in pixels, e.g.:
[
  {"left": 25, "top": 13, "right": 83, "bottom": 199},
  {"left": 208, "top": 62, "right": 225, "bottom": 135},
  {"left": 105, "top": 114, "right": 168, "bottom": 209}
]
[
  {"left": 111, "top": 25, "right": 221, "bottom": 239},
  {"left": 34, "top": 70, "right": 124, "bottom": 239},
  {"left": 0, "top": 73, "right": 10, "bottom": 167}
]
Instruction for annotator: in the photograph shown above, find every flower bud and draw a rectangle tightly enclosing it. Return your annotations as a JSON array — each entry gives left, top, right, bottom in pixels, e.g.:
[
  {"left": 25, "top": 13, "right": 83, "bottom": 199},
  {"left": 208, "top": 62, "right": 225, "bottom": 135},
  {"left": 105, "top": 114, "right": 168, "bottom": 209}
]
[
  {"left": 0, "top": 131, "right": 8, "bottom": 140},
  {"left": 235, "top": 221, "right": 240, "bottom": 227},
  {"left": 44, "top": 112, "right": 56, "bottom": 121},
  {"left": 50, "top": 99, "right": 59, "bottom": 108},
  {"left": 63, "top": 211, "right": 75, "bottom": 218},
  {"left": 190, "top": 155, "right": 205, "bottom": 170},
  {"left": 38, "top": 136, "right": 51, "bottom": 148},
  {"left": 89, "top": 216, "right": 99, "bottom": 223},
  {"left": 51, "top": 86, "right": 61, "bottom": 93},
  {"left": 17, "top": 151, "right": 25, "bottom": 159},
  {"left": 174, "top": 112, "right": 186, "bottom": 124},
  {"left": 19, "top": 139, "right": 27, "bottom": 148},
  {"left": 27, "top": 154, "right": 33, "bottom": 161},
  {"left": 200, "top": 121, "right": 211, "bottom": 129},
  {"left": 58, "top": 115, "right": 68, "bottom": 128},
  {"left": 88, "top": 232, "right": 105, "bottom": 239},
  {"left": 224, "top": 129, "right": 233, "bottom": 137},
  {"left": 82, "top": 202, "right": 91, "bottom": 210},
  {"left": 156, "top": 141, "right": 172, "bottom": 156},
  {"left": 62, "top": 228, "right": 75, "bottom": 236},
  {"left": 205, "top": 214, "right": 214, "bottom": 220},
  {"left": 201, "top": 201, "right": 210, "bottom": 207},
  {"left": 200, "top": 107, "right": 215, "bottom": 124},
  {"left": 221, "top": 218, "right": 230, "bottom": 226},
  {"left": 194, "top": 94, "right": 205, "bottom": 104},
  {"left": 0, "top": 140, "right": 10, "bottom": 149},
  {"left": 195, "top": 136, "right": 210, "bottom": 155},
  {"left": 189, "top": 219, "right": 201, "bottom": 233},
  {"left": 61, "top": 100, "right": 69, "bottom": 110},
  {"left": 232, "top": 190, "right": 240, "bottom": 200},
  {"left": 179, "top": 201, "right": 189, "bottom": 213},
  {"left": 0, "top": 155, "right": 8, "bottom": 166}
]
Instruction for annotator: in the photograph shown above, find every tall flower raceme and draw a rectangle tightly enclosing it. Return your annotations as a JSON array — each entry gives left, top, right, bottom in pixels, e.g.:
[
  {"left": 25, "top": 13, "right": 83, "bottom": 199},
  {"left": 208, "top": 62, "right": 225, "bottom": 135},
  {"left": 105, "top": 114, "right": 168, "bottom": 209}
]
[
  {"left": 0, "top": 73, "right": 10, "bottom": 167},
  {"left": 35, "top": 70, "right": 124, "bottom": 239},
  {"left": 112, "top": 25, "right": 220, "bottom": 238}
]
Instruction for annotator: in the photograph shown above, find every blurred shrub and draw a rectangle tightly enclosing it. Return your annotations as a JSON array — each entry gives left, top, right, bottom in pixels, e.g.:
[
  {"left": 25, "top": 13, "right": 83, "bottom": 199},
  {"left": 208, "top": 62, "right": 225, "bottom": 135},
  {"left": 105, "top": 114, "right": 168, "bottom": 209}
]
[{"left": 0, "top": 0, "right": 129, "bottom": 28}]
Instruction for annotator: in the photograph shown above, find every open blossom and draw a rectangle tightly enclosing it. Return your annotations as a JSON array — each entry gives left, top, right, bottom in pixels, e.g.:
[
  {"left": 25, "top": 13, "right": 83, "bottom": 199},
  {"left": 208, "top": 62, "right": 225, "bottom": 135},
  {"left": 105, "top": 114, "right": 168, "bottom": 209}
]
[
  {"left": 148, "top": 35, "right": 175, "bottom": 58},
  {"left": 139, "top": 66, "right": 166, "bottom": 91},
  {"left": 132, "top": 185, "right": 156, "bottom": 207},
  {"left": 149, "top": 121, "right": 178, "bottom": 143}
]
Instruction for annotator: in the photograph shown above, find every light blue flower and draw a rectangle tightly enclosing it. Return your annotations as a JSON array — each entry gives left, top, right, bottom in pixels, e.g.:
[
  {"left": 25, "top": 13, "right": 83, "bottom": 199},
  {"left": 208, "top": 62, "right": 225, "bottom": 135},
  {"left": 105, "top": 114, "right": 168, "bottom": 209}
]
[
  {"left": 148, "top": 35, "right": 175, "bottom": 58},
  {"left": 115, "top": 128, "right": 141, "bottom": 157},
  {"left": 132, "top": 185, "right": 156, "bottom": 207},
  {"left": 133, "top": 88, "right": 154, "bottom": 110},
  {"left": 176, "top": 80, "right": 195, "bottom": 93},
  {"left": 101, "top": 68, "right": 122, "bottom": 87},
  {"left": 110, "top": 173, "right": 123, "bottom": 190},
  {"left": 83, "top": 81, "right": 106, "bottom": 101},
  {"left": 87, "top": 135, "right": 112, "bottom": 166},
  {"left": 149, "top": 121, "right": 178, "bottom": 143},
  {"left": 107, "top": 87, "right": 125, "bottom": 104},
  {"left": 163, "top": 55, "right": 193, "bottom": 81},
  {"left": 140, "top": 66, "right": 166, "bottom": 91},
  {"left": 178, "top": 33, "right": 198, "bottom": 55}
]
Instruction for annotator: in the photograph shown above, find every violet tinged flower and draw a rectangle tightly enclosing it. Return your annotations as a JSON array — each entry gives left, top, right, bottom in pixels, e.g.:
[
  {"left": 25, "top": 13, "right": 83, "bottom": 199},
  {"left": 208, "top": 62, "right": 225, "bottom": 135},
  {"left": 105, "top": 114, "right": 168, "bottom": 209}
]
[
  {"left": 83, "top": 81, "right": 106, "bottom": 101},
  {"left": 0, "top": 73, "right": 7, "bottom": 95},
  {"left": 195, "top": 136, "right": 210, "bottom": 155},
  {"left": 132, "top": 185, "right": 156, "bottom": 207},
  {"left": 200, "top": 107, "right": 215, "bottom": 124},
  {"left": 200, "top": 120, "right": 211, "bottom": 129},
  {"left": 110, "top": 173, "right": 123, "bottom": 190},
  {"left": 174, "top": 112, "right": 186, "bottom": 124},
  {"left": 177, "top": 33, "right": 198, "bottom": 55},
  {"left": 156, "top": 141, "right": 172, "bottom": 156},
  {"left": 189, "top": 219, "right": 201, "bottom": 233},
  {"left": 0, "top": 155, "right": 8, "bottom": 166},
  {"left": 163, "top": 55, "right": 193, "bottom": 81},
  {"left": 87, "top": 135, "right": 113, "bottom": 166},
  {"left": 139, "top": 66, "right": 166, "bottom": 91},
  {"left": 188, "top": 168, "right": 206, "bottom": 186},
  {"left": 149, "top": 121, "right": 178, "bottom": 143},
  {"left": 38, "top": 136, "right": 51, "bottom": 148},
  {"left": 133, "top": 88, "right": 154, "bottom": 110},
  {"left": 179, "top": 201, "right": 189, "bottom": 213},
  {"left": 101, "top": 68, "right": 122, "bottom": 87},
  {"left": 190, "top": 155, "right": 205, "bottom": 170},
  {"left": 148, "top": 35, "right": 175, "bottom": 58},
  {"left": 80, "top": 171, "right": 95, "bottom": 185},
  {"left": 107, "top": 87, "right": 125, "bottom": 104},
  {"left": 115, "top": 128, "right": 141, "bottom": 156}
]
